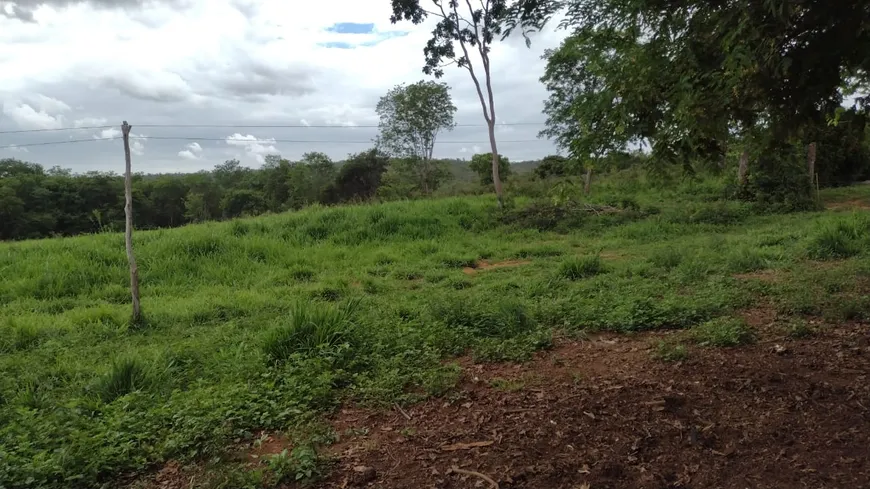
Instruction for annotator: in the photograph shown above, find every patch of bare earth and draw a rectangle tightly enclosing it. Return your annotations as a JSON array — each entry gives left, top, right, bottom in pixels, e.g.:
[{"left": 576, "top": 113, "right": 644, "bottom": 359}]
[
  {"left": 463, "top": 260, "right": 531, "bottom": 275},
  {"left": 826, "top": 198, "right": 870, "bottom": 211},
  {"left": 323, "top": 324, "right": 870, "bottom": 489}
]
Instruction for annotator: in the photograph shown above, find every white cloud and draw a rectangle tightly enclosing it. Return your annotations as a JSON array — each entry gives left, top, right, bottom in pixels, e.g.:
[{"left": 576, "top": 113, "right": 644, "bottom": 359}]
[
  {"left": 5, "top": 144, "right": 30, "bottom": 153},
  {"left": 0, "top": 0, "right": 567, "bottom": 172},
  {"left": 178, "top": 141, "right": 203, "bottom": 159},
  {"left": 93, "top": 127, "right": 121, "bottom": 139},
  {"left": 226, "top": 133, "right": 277, "bottom": 164},
  {"left": 28, "top": 94, "right": 71, "bottom": 113},
  {"left": 2, "top": 102, "right": 64, "bottom": 129},
  {"left": 131, "top": 138, "right": 145, "bottom": 156},
  {"left": 74, "top": 116, "right": 108, "bottom": 127},
  {"left": 459, "top": 145, "right": 483, "bottom": 154}
]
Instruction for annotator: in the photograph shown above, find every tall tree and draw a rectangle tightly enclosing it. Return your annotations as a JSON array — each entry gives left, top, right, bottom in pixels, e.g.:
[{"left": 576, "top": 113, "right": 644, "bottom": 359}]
[
  {"left": 469, "top": 152, "right": 511, "bottom": 185},
  {"left": 389, "top": 0, "right": 510, "bottom": 207},
  {"left": 375, "top": 80, "right": 457, "bottom": 194},
  {"left": 508, "top": 0, "right": 870, "bottom": 199},
  {"left": 326, "top": 149, "right": 390, "bottom": 203}
]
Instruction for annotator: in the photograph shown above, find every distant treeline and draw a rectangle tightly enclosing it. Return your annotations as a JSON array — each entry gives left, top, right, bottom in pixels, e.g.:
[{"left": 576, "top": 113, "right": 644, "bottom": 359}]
[{"left": 0, "top": 150, "right": 556, "bottom": 241}]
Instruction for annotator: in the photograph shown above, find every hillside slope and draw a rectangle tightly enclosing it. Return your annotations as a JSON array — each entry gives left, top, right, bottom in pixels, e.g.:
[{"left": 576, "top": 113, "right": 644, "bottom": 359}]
[{"left": 1, "top": 184, "right": 869, "bottom": 488}]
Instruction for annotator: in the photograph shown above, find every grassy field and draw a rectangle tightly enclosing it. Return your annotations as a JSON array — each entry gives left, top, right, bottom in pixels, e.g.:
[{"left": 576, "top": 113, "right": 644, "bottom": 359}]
[{"left": 1, "top": 177, "right": 870, "bottom": 488}]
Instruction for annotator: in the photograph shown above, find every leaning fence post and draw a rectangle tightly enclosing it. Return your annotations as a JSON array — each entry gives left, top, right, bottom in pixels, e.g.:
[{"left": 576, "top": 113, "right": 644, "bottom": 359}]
[{"left": 121, "top": 121, "right": 141, "bottom": 324}]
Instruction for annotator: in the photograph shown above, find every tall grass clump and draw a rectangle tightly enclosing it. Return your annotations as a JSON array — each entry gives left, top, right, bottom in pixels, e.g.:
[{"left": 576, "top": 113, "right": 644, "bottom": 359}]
[
  {"left": 806, "top": 214, "right": 870, "bottom": 260},
  {"left": 263, "top": 299, "right": 360, "bottom": 364},
  {"left": 94, "top": 358, "right": 153, "bottom": 403},
  {"left": 559, "top": 254, "right": 605, "bottom": 280}
]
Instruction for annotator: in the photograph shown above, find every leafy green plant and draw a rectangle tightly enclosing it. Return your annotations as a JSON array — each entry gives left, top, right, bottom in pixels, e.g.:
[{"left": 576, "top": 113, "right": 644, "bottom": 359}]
[
  {"left": 691, "top": 317, "right": 755, "bottom": 347},
  {"left": 266, "top": 445, "right": 323, "bottom": 484},
  {"left": 784, "top": 319, "right": 816, "bottom": 339},
  {"left": 653, "top": 340, "right": 689, "bottom": 362}
]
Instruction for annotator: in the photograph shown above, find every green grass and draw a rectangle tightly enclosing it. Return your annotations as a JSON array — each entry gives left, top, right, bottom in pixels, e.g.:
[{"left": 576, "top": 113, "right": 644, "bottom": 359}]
[{"left": 1, "top": 181, "right": 870, "bottom": 488}]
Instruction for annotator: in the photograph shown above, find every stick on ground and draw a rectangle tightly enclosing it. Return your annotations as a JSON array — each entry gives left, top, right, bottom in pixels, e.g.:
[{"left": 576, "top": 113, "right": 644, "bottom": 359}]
[{"left": 447, "top": 467, "right": 499, "bottom": 489}]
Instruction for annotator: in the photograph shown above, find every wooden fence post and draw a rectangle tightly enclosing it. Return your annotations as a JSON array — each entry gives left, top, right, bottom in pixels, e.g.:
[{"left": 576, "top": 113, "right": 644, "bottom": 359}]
[{"left": 121, "top": 121, "right": 141, "bottom": 323}]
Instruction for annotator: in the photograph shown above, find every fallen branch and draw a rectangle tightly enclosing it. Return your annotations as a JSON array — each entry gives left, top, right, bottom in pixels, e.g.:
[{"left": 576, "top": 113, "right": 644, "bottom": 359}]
[
  {"left": 441, "top": 440, "right": 494, "bottom": 451},
  {"left": 448, "top": 466, "right": 499, "bottom": 489},
  {"left": 394, "top": 403, "right": 412, "bottom": 421}
]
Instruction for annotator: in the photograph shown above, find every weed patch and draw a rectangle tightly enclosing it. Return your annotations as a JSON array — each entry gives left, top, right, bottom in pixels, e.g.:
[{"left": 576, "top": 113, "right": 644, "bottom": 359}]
[{"left": 691, "top": 317, "right": 755, "bottom": 347}]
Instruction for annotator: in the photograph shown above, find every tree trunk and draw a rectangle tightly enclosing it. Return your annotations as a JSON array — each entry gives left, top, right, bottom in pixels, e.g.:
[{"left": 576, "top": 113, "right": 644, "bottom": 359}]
[
  {"left": 807, "top": 141, "right": 817, "bottom": 188},
  {"left": 737, "top": 149, "right": 749, "bottom": 186},
  {"left": 487, "top": 122, "right": 503, "bottom": 208},
  {"left": 583, "top": 167, "right": 593, "bottom": 195},
  {"left": 121, "top": 121, "right": 141, "bottom": 324}
]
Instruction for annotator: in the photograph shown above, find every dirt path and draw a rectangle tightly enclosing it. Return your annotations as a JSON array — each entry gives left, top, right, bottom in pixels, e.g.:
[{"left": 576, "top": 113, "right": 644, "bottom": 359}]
[{"left": 323, "top": 325, "right": 870, "bottom": 489}]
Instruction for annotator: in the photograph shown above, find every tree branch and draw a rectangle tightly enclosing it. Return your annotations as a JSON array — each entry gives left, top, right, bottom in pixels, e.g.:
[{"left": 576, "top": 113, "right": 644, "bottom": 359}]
[{"left": 448, "top": 0, "right": 493, "bottom": 124}]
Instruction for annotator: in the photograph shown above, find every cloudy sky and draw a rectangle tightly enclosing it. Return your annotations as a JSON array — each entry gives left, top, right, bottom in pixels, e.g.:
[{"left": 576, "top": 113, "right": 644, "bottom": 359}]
[{"left": 0, "top": 0, "right": 567, "bottom": 174}]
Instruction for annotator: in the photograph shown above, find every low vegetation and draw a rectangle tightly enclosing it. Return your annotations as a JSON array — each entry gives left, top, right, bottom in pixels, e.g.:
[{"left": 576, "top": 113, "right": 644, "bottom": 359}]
[{"left": 1, "top": 173, "right": 869, "bottom": 488}]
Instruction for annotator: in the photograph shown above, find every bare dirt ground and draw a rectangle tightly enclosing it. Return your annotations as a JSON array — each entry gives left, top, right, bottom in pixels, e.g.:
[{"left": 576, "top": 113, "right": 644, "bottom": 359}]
[{"left": 321, "top": 321, "right": 870, "bottom": 489}]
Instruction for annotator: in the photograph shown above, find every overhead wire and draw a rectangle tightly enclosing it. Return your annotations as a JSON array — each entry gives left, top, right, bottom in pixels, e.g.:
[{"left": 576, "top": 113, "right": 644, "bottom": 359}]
[
  {"left": 0, "top": 121, "right": 548, "bottom": 135},
  {"left": 1, "top": 135, "right": 551, "bottom": 150}
]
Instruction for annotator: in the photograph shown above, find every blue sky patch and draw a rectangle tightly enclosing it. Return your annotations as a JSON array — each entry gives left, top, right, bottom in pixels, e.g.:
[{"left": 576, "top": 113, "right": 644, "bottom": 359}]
[
  {"left": 319, "top": 41, "right": 354, "bottom": 49},
  {"left": 319, "top": 29, "right": 410, "bottom": 49},
  {"left": 326, "top": 22, "right": 375, "bottom": 34}
]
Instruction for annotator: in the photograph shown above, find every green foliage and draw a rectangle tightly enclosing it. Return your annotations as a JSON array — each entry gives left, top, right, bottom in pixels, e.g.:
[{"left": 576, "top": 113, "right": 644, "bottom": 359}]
[
  {"left": 653, "top": 340, "right": 689, "bottom": 362},
  {"left": 469, "top": 153, "right": 512, "bottom": 186},
  {"left": 375, "top": 80, "right": 457, "bottom": 194},
  {"left": 534, "top": 154, "right": 573, "bottom": 179},
  {"left": 1, "top": 178, "right": 869, "bottom": 488},
  {"left": 93, "top": 357, "right": 154, "bottom": 403},
  {"left": 559, "top": 255, "right": 604, "bottom": 280},
  {"left": 262, "top": 300, "right": 360, "bottom": 364},
  {"left": 325, "top": 149, "right": 390, "bottom": 203},
  {"left": 691, "top": 317, "right": 755, "bottom": 347},
  {"left": 266, "top": 445, "right": 323, "bottom": 484},
  {"left": 527, "top": 0, "right": 870, "bottom": 201},
  {"left": 806, "top": 214, "right": 870, "bottom": 260}
]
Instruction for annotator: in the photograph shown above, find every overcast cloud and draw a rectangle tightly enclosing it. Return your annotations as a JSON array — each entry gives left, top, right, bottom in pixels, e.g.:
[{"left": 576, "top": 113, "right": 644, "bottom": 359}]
[{"left": 0, "top": 0, "right": 566, "bottom": 173}]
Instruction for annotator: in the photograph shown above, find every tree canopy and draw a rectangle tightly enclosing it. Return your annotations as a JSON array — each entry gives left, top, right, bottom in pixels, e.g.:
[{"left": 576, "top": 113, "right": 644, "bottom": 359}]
[
  {"left": 518, "top": 0, "right": 870, "bottom": 188},
  {"left": 376, "top": 80, "right": 457, "bottom": 193},
  {"left": 469, "top": 152, "right": 511, "bottom": 185},
  {"left": 389, "top": 0, "right": 512, "bottom": 205}
]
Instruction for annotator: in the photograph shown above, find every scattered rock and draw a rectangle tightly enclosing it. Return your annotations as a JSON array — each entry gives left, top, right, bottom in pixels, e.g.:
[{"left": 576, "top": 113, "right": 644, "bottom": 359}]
[{"left": 351, "top": 465, "right": 377, "bottom": 485}]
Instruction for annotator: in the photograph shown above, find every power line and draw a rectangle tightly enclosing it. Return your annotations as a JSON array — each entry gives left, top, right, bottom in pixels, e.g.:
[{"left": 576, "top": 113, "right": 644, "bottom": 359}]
[
  {"left": 0, "top": 125, "right": 115, "bottom": 135},
  {"left": 0, "top": 137, "right": 121, "bottom": 148},
  {"left": 1, "top": 135, "right": 550, "bottom": 150},
  {"left": 0, "top": 121, "right": 548, "bottom": 135}
]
